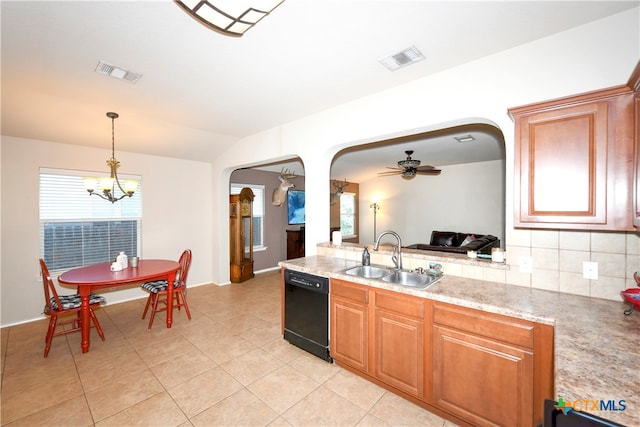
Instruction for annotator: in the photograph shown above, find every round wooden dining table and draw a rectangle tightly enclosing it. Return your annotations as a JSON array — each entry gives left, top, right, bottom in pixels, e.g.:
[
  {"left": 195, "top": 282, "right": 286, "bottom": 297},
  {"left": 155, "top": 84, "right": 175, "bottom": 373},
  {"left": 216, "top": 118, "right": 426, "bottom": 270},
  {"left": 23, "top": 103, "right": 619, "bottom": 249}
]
[{"left": 58, "top": 259, "right": 180, "bottom": 353}]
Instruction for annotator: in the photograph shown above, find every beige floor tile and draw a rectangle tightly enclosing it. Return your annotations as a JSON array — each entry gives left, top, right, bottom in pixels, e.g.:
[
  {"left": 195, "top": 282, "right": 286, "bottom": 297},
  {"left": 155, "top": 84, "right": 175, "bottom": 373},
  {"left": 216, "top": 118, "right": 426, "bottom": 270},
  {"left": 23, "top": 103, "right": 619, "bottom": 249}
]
[
  {"left": 167, "top": 366, "right": 243, "bottom": 418},
  {"left": 197, "top": 333, "right": 258, "bottom": 364},
  {"left": 282, "top": 385, "right": 367, "bottom": 426},
  {"left": 355, "top": 413, "right": 390, "bottom": 426},
  {"left": 2, "top": 395, "right": 93, "bottom": 427},
  {"left": 136, "top": 334, "right": 199, "bottom": 367},
  {"left": 217, "top": 313, "right": 269, "bottom": 334},
  {"left": 248, "top": 365, "right": 320, "bottom": 413},
  {"left": 1, "top": 374, "right": 85, "bottom": 424},
  {"left": 324, "top": 370, "right": 386, "bottom": 411},
  {"left": 288, "top": 351, "right": 342, "bottom": 383},
  {"left": 71, "top": 334, "right": 135, "bottom": 365},
  {"left": 84, "top": 368, "right": 165, "bottom": 422},
  {"left": 76, "top": 349, "right": 149, "bottom": 391},
  {"left": 191, "top": 388, "right": 279, "bottom": 426},
  {"left": 150, "top": 348, "right": 217, "bottom": 389},
  {"left": 267, "top": 416, "right": 294, "bottom": 427},
  {"left": 239, "top": 320, "right": 282, "bottom": 346},
  {"left": 368, "top": 392, "right": 448, "bottom": 427},
  {"left": 260, "top": 337, "right": 308, "bottom": 363},
  {"left": 219, "top": 347, "right": 283, "bottom": 386},
  {"left": 95, "top": 391, "right": 188, "bottom": 427}
]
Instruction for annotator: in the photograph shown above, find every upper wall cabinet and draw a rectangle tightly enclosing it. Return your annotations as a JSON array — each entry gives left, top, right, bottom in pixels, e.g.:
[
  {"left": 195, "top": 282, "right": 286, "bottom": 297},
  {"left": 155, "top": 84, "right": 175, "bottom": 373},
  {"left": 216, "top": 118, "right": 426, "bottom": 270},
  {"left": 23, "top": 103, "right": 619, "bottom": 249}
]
[
  {"left": 630, "top": 64, "right": 640, "bottom": 228},
  {"left": 509, "top": 84, "right": 636, "bottom": 231}
]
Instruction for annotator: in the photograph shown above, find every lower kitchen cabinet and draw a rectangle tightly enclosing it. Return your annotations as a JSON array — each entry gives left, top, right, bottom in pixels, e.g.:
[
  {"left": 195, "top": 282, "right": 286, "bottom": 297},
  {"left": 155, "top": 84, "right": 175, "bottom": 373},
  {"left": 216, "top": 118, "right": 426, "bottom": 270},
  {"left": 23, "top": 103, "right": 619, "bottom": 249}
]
[
  {"left": 330, "top": 279, "right": 425, "bottom": 400},
  {"left": 374, "top": 291, "right": 424, "bottom": 399},
  {"left": 430, "top": 302, "right": 553, "bottom": 427},
  {"left": 330, "top": 279, "right": 369, "bottom": 372},
  {"left": 330, "top": 278, "right": 554, "bottom": 427}
]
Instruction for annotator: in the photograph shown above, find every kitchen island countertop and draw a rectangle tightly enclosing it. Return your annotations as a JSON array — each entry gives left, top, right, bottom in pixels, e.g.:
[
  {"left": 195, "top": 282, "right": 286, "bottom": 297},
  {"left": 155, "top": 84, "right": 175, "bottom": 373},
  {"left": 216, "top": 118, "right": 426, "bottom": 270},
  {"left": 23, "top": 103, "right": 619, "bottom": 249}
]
[{"left": 279, "top": 255, "right": 640, "bottom": 426}]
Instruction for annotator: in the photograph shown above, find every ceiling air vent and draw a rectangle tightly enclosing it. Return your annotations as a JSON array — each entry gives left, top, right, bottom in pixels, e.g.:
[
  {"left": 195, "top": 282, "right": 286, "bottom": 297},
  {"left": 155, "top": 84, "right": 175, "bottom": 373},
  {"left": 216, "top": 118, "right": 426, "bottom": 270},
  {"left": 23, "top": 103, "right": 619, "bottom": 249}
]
[
  {"left": 94, "top": 61, "right": 142, "bottom": 83},
  {"left": 379, "top": 45, "right": 425, "bottom": 71}
]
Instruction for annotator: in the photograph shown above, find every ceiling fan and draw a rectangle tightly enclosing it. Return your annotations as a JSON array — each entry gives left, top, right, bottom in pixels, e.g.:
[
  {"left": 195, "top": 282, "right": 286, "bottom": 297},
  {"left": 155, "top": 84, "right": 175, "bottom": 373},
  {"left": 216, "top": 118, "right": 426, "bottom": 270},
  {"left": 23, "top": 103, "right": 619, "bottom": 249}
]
[{"left": 378, "top": 150, "right": 441, "bottom": 179}]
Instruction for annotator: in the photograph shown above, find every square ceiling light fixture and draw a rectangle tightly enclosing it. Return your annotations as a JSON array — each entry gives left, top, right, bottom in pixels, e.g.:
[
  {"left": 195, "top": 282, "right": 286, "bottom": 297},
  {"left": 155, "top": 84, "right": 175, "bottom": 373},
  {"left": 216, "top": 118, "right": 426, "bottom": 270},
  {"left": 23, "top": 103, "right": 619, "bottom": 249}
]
[
  {"left": 379, "top": 45, "right": 425, "bottom": 71},
  {"left": 175, "top": 0, "right": 285, "bottom": 37},
  {"left": 94, "top": 61, "right": 142, "bottom": 83}
]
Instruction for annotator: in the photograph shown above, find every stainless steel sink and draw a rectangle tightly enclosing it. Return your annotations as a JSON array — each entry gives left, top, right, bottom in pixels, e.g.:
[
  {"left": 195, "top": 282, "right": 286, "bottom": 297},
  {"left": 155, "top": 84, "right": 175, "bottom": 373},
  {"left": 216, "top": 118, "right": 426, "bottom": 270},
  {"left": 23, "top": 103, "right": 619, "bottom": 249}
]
[
  {"left": 342, "top": 265, "right": 442, "bottom": 289},
  {"left": 343, "top": 265, "right": 393, "bottom": 279},
  {"left": 381, "top": 270, "right": 441, "bottom": 289}
]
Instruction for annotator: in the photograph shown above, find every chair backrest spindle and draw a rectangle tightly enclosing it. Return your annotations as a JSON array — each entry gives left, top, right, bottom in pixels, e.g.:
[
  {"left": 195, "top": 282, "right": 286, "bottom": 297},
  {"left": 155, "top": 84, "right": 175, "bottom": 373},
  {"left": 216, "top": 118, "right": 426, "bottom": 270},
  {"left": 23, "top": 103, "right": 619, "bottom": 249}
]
[
  {"left": 40, "top": 258, "right": 62, "bottom": 313},
  {"left": 177, "top": 249, "right": 192, "bottom": 288}
]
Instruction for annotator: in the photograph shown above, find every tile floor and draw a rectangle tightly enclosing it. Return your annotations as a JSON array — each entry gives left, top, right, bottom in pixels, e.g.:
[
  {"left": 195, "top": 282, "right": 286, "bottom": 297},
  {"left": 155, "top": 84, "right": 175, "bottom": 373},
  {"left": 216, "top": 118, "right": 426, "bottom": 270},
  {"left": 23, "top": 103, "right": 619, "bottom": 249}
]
[{"left": 1, "top": 270, "right": 456, "bottom": 426}]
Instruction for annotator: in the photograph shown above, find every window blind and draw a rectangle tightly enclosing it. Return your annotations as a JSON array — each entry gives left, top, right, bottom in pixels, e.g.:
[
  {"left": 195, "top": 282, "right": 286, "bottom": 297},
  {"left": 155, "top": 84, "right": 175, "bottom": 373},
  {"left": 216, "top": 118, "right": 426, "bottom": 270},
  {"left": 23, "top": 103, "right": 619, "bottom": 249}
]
[{"left": 39, "top": 168, "right": 142, "bottom": 271}]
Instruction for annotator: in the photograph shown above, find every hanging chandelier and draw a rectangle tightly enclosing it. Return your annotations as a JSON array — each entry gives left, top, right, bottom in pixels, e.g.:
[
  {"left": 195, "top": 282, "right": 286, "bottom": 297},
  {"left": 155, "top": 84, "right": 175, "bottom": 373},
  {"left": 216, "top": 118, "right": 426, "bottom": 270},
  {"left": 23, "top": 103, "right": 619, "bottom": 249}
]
[
  {"left": 174, "top": 0, "right": 285, "bottom": 37},
  {"left": 83, "top": 112, "right": 138, "bottom": 203}
]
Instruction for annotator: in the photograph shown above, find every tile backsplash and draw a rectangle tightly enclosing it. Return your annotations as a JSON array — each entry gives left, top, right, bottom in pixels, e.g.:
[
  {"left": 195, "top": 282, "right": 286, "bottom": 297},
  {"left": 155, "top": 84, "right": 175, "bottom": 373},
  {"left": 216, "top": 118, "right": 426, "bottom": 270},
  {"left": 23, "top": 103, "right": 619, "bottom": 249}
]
[{"left": 319, "top": 230, "right": 640, "bottom": 302}]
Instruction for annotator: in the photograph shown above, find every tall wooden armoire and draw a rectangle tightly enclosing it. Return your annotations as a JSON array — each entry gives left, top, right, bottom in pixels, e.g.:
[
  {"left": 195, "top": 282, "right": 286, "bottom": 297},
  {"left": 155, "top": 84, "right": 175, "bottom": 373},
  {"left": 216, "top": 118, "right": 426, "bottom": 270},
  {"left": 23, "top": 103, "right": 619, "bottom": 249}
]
[{"left": 229, "top": 187, "right": 255, "bottom": 283}]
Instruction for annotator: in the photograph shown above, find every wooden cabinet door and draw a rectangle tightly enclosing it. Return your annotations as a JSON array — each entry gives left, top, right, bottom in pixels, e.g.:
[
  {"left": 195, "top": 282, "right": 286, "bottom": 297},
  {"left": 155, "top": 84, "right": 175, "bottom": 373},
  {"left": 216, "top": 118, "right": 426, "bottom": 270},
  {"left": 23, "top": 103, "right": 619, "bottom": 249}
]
[
  {"left": 635, "top": 95, "right": 640, "bottom": 228},
  {"left": 432, "top": 325, "right": 533, "bottom": 427},
  {"left": 330, "top": 280, "right": 369, "bottom": 372},
  {"left": 373, "top": 291, "right": 425, "bottom": 399},
  {"left": 286, "top": 229, "right": 304, "bottom": 259},
  {"left": 510, "top": 87, "right": 635, "bottom": 230}
]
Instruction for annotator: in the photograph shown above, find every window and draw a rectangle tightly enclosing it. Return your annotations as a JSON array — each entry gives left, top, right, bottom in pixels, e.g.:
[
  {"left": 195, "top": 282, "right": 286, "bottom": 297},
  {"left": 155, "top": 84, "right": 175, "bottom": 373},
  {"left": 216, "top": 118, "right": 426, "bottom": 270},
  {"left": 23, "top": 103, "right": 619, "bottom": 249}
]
[
  {"left": 340, "top": 192, "right": 356, "bottom": 237},
  {"left": 39, "top": 168, "right": 142, "bottom": 272},
  {"left": 230, "top": 183, "right": 265, "bottom": 250}
]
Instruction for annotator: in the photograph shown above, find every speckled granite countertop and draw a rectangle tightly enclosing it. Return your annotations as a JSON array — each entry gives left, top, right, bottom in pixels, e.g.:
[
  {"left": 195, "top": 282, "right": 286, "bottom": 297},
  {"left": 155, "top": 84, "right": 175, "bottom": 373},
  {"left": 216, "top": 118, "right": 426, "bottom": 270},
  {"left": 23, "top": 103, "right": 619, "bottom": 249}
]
[{"left": 279, "top": 255, "right": 640, "bottom": 426}]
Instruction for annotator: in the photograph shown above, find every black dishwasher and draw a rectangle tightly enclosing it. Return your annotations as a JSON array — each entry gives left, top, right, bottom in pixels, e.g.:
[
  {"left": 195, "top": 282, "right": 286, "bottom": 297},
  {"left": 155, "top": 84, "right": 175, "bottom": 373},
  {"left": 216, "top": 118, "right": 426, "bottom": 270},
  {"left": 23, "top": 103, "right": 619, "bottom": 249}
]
[{"left": 283, "top": 269, "right": 332, "bottom": 362}]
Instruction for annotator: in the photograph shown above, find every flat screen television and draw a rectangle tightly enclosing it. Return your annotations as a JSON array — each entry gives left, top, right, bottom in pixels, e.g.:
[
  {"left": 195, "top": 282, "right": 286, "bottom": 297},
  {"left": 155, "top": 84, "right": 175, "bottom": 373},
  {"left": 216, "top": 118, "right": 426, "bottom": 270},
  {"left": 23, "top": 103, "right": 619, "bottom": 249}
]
[{"left": 287, "top": 190, "right": 305, "bottom": 225}]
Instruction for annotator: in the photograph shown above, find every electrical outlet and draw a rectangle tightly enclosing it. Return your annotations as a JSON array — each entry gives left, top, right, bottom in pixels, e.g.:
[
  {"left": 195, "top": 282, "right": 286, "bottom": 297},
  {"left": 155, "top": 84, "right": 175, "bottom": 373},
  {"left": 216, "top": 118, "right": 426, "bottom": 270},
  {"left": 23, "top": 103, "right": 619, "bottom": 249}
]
[
  {"left": 519, "top": 256, "right": 533, "bottom": 273},
  {"left": 583, "top": 261, "right": 598, "bottom": 280}
]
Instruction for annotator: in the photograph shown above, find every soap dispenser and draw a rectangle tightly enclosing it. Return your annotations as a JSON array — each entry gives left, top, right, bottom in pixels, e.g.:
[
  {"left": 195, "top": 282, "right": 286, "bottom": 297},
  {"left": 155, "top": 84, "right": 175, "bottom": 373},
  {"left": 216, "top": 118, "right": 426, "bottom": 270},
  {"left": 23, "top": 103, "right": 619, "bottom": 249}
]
[{"left": 362, "top": 247, "right": 370, "bottom": 266}]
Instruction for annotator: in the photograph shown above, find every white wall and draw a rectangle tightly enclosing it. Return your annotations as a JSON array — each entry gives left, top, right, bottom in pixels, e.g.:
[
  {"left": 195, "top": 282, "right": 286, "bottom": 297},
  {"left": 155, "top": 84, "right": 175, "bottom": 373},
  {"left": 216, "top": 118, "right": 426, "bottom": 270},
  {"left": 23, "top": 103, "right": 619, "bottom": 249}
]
[
  {"left": 358, "top": 160, "right": 505, "bottom": 246},
  {"left": 0, "top": 137, "right": 212, "bottom": 326},
  {"left": 210, "top": 9, "right": 640, "bottom": 297}
]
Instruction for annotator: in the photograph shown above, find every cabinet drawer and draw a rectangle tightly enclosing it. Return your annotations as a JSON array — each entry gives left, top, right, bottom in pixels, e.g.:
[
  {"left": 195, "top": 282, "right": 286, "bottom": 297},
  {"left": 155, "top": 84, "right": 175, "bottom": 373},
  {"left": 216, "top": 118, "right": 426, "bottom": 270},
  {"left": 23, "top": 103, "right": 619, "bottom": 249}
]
[
  {"left": 375, "top": 291, "right": 424, "bottom": 319},
  {"left": 331, "top": 279, "right": 369, "bottom": 303},
  {"left": 433, "top": 303, "right": 534, "bottom": 348}
]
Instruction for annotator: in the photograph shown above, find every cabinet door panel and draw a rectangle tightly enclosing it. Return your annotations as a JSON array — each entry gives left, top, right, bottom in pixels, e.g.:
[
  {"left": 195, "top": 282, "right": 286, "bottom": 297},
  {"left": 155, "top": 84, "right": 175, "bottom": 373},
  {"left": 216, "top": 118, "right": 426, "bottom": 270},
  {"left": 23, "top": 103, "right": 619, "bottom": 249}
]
[
  {"left": 516, "top": 101, "right": 608, "bottom": 225},
  {"left": 331, "top": 298, "right": 368, "bottom": 371},
  {"left": 374, "top": 310, "right": 424, "bottom": 398},
  {"left": 432, "top": 326, "right": 533, "bottom": 427}
]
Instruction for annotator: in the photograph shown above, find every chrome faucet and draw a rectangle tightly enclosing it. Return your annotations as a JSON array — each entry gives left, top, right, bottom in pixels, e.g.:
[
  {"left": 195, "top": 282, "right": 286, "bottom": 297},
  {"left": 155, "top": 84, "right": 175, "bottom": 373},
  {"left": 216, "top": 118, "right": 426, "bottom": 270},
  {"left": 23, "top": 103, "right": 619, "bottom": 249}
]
[{"left": 373, "top": 230, "right": 403, "bottom": 270}]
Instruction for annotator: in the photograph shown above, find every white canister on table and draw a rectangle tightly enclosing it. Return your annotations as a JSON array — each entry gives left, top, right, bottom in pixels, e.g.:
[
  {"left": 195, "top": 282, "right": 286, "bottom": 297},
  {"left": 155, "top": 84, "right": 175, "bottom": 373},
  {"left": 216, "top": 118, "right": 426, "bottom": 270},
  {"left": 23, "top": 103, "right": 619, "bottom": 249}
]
[{"left": 117, "top": 251, "right": 128, "bottom": 268}]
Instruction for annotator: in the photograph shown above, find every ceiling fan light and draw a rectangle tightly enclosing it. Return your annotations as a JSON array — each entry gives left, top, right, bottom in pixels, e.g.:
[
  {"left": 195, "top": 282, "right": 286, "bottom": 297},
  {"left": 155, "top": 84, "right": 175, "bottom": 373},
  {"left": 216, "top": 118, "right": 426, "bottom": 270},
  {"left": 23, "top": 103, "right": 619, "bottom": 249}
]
[{"left": 398, "top": 159, "right": 420, "bottom": 168}]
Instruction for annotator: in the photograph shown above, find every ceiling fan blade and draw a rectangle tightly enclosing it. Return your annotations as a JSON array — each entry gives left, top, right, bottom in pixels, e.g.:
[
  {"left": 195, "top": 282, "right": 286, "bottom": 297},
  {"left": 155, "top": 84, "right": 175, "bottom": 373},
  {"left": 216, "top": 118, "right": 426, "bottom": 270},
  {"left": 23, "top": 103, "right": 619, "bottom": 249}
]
[
  {"left": 415, "top": 165, "right": 437, "bottom": 171},
  {"left": 377, "top": 170, "right": 402, "bottom": 176},
  {"left": 415, "top": 169, "right": 441, "bottom": 175}
]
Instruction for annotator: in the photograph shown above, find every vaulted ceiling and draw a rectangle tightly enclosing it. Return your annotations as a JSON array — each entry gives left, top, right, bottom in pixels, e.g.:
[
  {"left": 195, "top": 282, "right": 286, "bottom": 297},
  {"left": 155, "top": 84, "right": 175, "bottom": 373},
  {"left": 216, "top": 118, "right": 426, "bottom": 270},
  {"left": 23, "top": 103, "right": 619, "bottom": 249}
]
[{"left": 2, "top": 1, "right": 637, "bottom": 181}]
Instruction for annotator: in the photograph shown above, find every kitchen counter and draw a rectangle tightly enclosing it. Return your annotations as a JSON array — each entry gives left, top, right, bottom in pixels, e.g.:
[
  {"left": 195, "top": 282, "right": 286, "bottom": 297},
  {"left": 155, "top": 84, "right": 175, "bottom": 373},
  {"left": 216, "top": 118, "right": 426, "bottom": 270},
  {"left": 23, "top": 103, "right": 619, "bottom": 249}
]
[{"left": 279, "top": 255, "right": 640, "bottom": 426}]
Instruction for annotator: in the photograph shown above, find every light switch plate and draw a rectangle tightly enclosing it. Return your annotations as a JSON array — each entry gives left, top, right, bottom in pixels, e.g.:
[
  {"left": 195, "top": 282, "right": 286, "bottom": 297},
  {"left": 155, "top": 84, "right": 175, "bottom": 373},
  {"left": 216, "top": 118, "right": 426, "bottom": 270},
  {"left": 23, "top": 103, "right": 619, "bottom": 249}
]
[{"left": 583, "top": 261, "right": 598, "bottom": 280}]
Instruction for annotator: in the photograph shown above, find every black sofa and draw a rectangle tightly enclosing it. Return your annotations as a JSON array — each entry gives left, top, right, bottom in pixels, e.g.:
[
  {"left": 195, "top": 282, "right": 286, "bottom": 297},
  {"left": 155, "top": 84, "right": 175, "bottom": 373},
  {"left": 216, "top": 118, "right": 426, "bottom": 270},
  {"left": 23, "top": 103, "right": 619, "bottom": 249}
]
[{"left": 404, "top": 230, "right": 500, "bottom": 255}]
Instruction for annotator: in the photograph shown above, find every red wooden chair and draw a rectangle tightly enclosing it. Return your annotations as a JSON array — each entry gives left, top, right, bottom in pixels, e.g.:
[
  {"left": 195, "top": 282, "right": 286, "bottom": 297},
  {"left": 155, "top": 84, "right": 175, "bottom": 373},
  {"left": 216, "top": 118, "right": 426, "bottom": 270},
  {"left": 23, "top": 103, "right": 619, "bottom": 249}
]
[
  {"left": 40, "top": 258, "right": 106, "bottom": 357},
  {"left": 141, "top": 249, "right": 192, "bottom": 329}
]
